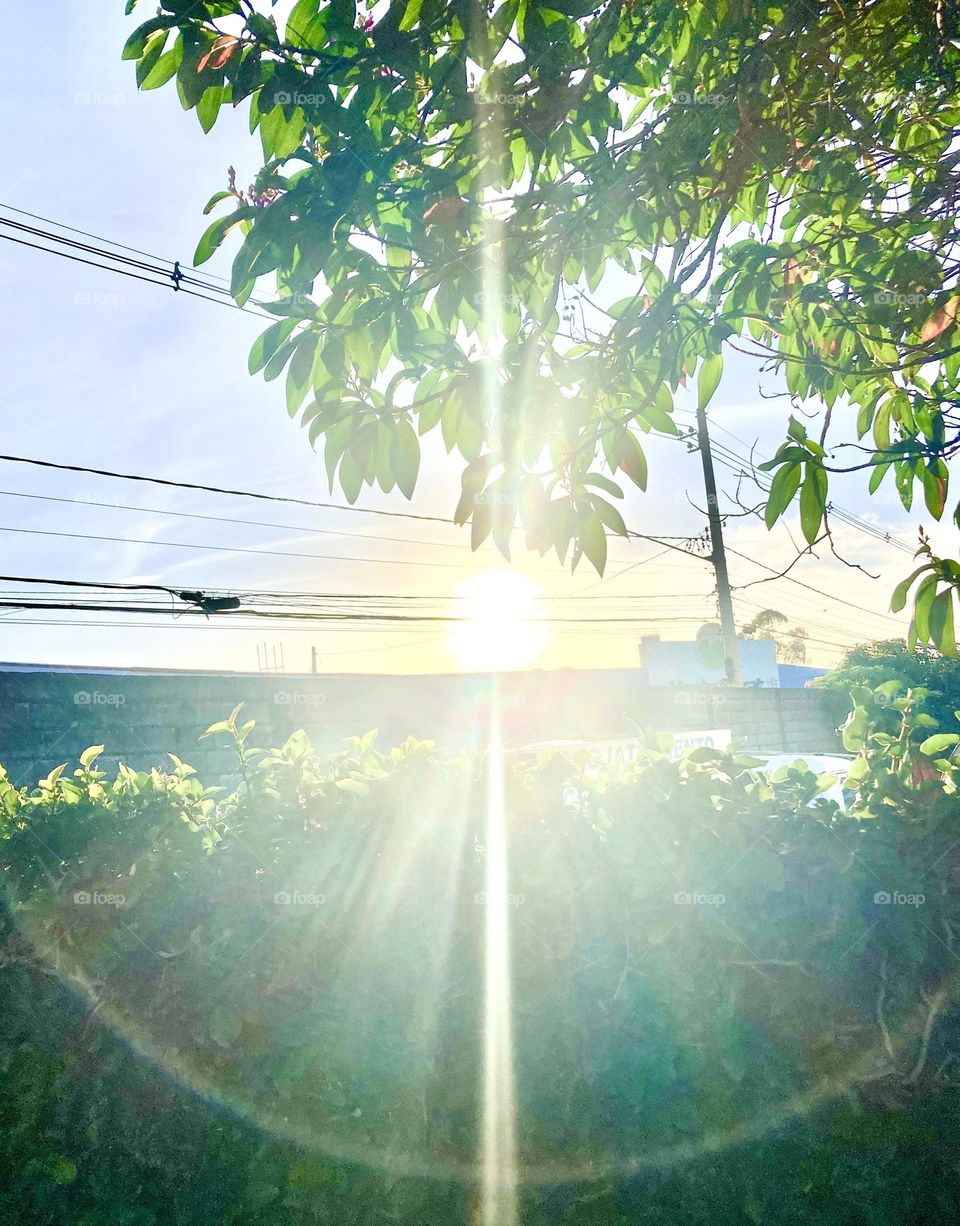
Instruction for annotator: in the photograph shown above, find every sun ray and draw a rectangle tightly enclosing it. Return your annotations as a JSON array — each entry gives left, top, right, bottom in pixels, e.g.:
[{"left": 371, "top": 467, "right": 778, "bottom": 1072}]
[{"left": 480, "top": 677, "right": 519, "bottom": 1226}]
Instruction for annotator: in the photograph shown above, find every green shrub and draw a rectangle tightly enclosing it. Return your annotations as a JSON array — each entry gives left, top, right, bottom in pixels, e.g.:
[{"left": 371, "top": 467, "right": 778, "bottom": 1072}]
[{"left": 1, "top": 693, "right": 959, "bottom": 1224}]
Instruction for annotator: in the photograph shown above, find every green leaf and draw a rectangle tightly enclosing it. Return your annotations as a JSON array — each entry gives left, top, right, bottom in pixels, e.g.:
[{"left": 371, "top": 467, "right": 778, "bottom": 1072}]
[
  {"left": 841, "top": 705, "right": 869, "bottom": 752},
  {"left": 617, "top": 432, "right": 648, "bottom": 490},
  {"left": 122, "top": 16, "right": 171, "bottom": 60},
  {"left": 919, "top": 733, "right": 959, "bottom": 755},
  {"left": 286, "top": 0, "right": 323, "bottom": 44},
  {"left": 764, "top": 462, "right": 801, "bottom": 528},
  {"left": 913, "top": 573, "right": 939, "bottom": 646},
  {"left": 579, "top": 508, "right": 608, "bottom": 575},
  {"left": 471, "top": 500, "right": 493, "bottom": 550},
  {"left": 923, "top": 465, "right": 947, "bottom": 519},
  {"left": 49, "top": 1157, "right": 77, "bottom": 1186},
  {"left": 390, "top": 420, "right": 420, "bottom": 499},
  {"left": 799, "top": 465, "right": 827, "bottom": 545},
  {"left": 196, "top": 83, "right": 224, "bottom": 133},
  {"left": 891, "top": 565, "right": 928, "bottom": 613},
  {"left": 697, "top": 353, "right": 723, "bottom": 411},
  {"left": 581, "top": 473, "right": 624, "bottom": 498},
  {"left": 928, "top": 590, "right": 957, "bottom": 657},
  {"left": 375, "top": 424, "right": 396, "bottom": 493},
  {"left": 79, "top": 745, "right": 105, "bottom": 769},
  {"left": 399, "top": 0, "right": 425, "bottom": 33},
  {"left": 246, "top": 11, "right": 280, "bottom": 46},
  {"left": 193, "top": 210, "right": 249, "bottom": 266},
  {"left": 141, "top": 43, "right": 182, "bottom": 91},
  {"left": 338, "top": 449, "right": 363, "bottom": 503},
  {"left": 591, "top": 495, "right": 628, "bottom": 537},
  {"left": 249, "top": 319, "right": 298, "bottom": 375},
  {"left": 286, "top": 332, "right": 318, "bottom": 416},
  {"left": 203, "top": 190, "right": 233, "bottom": 215},
  {"left": 868, "top": 461, "right": 890, "bottom": 494}
]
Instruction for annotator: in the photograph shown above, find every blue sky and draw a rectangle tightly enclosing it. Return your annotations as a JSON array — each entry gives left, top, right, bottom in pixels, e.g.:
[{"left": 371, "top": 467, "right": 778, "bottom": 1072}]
[{"left": 0, "top": 2, "right": 937, "bottom": 674}]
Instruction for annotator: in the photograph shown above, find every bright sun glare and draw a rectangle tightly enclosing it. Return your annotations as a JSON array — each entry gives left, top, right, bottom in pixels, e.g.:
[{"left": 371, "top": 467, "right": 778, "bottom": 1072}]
[{"left": 447, "top": 571, "right": 547, "bottom": 672}]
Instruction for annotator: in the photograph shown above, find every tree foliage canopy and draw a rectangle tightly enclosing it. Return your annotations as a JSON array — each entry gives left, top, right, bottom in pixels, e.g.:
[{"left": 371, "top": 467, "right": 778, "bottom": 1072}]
[
  {"left": 817, "top": 636, "right": 960, "bottom": 730},
  {"left": 123, "top": 0, "right": 960, "bottom": 630},
  {"left": 739, "top": 606, "right": 808, "bottom": 662}
]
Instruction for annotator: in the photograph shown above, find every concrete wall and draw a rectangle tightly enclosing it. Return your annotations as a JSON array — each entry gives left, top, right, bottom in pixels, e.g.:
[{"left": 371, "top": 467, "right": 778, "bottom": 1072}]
[{"left": 0, "top": 666, "right": 849, "bottom": 786}]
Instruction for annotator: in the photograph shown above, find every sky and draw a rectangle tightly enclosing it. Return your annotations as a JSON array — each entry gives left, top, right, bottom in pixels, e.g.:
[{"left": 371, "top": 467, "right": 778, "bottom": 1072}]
[{"left": 0, "top": 1, "right": 948, "bottom": 676}]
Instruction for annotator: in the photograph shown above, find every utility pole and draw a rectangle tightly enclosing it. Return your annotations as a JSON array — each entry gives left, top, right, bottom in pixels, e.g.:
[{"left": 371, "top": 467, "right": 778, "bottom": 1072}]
[{"left": 695, "top": 403, "right": 742, "bottom": 686}]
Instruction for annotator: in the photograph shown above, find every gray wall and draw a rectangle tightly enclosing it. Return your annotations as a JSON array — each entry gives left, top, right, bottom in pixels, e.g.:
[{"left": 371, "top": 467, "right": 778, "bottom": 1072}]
[{"left": 0, "top": 666, "right": 848, "bottom": 786}]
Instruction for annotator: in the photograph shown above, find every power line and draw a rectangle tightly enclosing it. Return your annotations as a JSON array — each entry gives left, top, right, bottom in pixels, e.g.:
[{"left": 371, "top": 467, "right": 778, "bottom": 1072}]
[
  {"left": 0, "top": 214, "right": 176, "bottom": 280},
  {"left": 731, "top": 584, "right": 896, "bottom": 642},
  {"left": 695, "top": 421, "right": 918, "bottom": 557},
  {"left": 0, "top": 573, "right": 711, "bottom": 608},
  {"left": 0, "top": 599, "right": 709, "bottom": 626},
  {"left": 0, "top": 208, "right": 283, "bottom": 323},
  {"left": 0, "top": 452, "right": 699, "bottom": 556},
  {"left": 0, "top": 229, "right": 175, "bottom": 292},
  {"left": 0, "top": 202, "right": 226, "bottom": 281},
  {"left": 0, "top": 451, "right": 455, "bottom": 526},
  {"left": 0, "top": 487, "right": 471, "bottom": 554},
  {"left": 676, "top": 426, "right": 914, "bottom": 631},
  {"left": 0, "top": 605, "right": 866, "bottom": 654},
  {"left": 732, "top": 592, "right": 869, "bottom": 650},
  {"left": 0, "top": 488, "right": 712, "bottom": 581},
  {"left": 0, "top": 456, "right": 878, "bottom": 631},
  {"left": 0, "top": 522, "right": 491, "bottom": 571},
  {"left": 724, "top": 545, "right": 904, "bottom": 624}
]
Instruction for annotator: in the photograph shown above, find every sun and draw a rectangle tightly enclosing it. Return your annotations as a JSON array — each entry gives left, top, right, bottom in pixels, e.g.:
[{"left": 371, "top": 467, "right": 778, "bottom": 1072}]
[{"left": 447, "top": 571, "right": 547, "bottom": 672}]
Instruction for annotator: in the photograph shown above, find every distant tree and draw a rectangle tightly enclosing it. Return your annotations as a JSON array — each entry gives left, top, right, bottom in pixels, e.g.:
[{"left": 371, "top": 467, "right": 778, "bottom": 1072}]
[
  {"left": 814, "top": 638, "right": 960, "bottom": 732},
  {"left": 739, "top": 608, "right": 808, "bottom": 664}
]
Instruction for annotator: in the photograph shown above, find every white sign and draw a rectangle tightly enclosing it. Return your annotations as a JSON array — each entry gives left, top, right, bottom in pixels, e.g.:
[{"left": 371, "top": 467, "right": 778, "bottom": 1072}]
[
  {"left": 669, "top": 728, "right": 732, "bottom": 761},
  {"left": 515, "top": 738, "right": 645, "bottom": 770}
]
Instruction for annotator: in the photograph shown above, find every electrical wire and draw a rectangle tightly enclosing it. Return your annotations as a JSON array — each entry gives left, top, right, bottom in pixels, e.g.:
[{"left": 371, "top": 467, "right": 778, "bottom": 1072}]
[
  {"left": 0, "top": 452, "right": 701, "bottom": 560},
  {"left": 0, "top": 573, "right": 713, "bottom": 609},
  {"left": 0, "top": 209, "right": 284, "bottom": 324},
  {"left": 0, "top": 599, "right": 710, "bottom": 626},
  {"left": 0, "top": 489, "right": 707, "bottom": 578}
]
